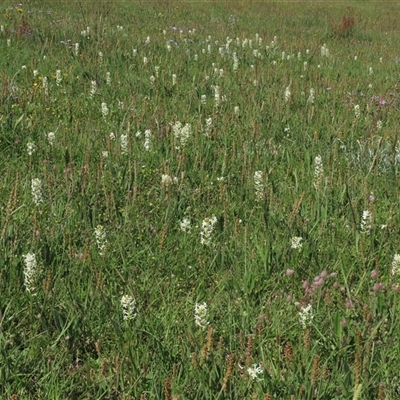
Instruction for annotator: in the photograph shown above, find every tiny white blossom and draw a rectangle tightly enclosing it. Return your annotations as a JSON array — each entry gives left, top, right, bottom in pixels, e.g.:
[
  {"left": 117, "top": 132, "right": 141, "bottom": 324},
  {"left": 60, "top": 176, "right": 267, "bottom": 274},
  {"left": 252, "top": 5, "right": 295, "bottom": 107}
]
[
  {"left": 307, "top": 88, "right": 315, "bottom": 104},
  {"left": 31, "top": 178, "right": 43, "bottom": 206},
  {"left": 75, "top": 42, "right": 79, "bottom": 56},
  {"left": 194, "top": 302, "right": 209, "bottom": 329},
  {"left": 47, "top": 132, "right": 55, "bottom": 145},
  {"left": 291, "top": 236, "right": 303, "bottom": 250},
  {"left": 313, "top": 155, "right": 324, "bottom": 189},
  {"left": 109, "top": 132, "right": 116, "bottom": 140},
  {"left": 120, "top": 134, "right": 128, "bottom": 155},
  {"left": 247, "top": 364, "right": 264, "bottom": 381},
  {"left": 23, "top": 253, "right": 37, "bottom": 293},
  {"left": 284, "top": 85, "right": 291, "bottom": 102},
  {"left": 201, "top": 94, "right": 207, "bottom": 105},
  {"left": 121, "top": 295, "right": 138, "bottom": 321},
  {"left": 172, "top": 121, "right": 192, "bottom": 150},
  {"left": 213, "top": 85, "right": 220, "bottom": 107},
  {"left": 94, "top": 225, "right": 108, "bottom": 255},
  {"left": 27, "top": 142, "right": 36, "bottom": 156},
  {"left": 55, "top": 69, "right": 62, "bottom": 86},
  {"left": 391, "top": 254, "right": 400, "bottom": 276},
  {"left": 200, "top": 216, "right": 218, "bottom": 246},
  {"left": 106, "top": 71, "right": 111, "bottom": 86},
  {"left": 172, "top": 73, "right": 177, "bottom": 86},
  {"left": 144, "top": 129, "right": 152, "bottom": 151},
  {"left": 161, "top": 174, "right": 178, "bottom": 186},
  {"left": 354, "top": 104, "right": 360, "bottom": 119},
  {"left": 180, "top": 218, "right": 191, "bottom": 233},
  {"left": 42, "top": 76, "right": 48, "bottom": 95},
  {"left": 360, "top": 210, "right": 372, "bottom": 235},
  {"left": 254, "top": 171, "right": 264, "bottom": 201},
  {"left": 101, "top": 102, "right": 109, "bottom": 118},
  {"left": 90, "top": 80, "right": 97, "bottom": 98},
  {"left": 101, "top": 151, "right": 109, "bottom": 158},
  {"left": 321, "top": 43, "right": 329, "bottom": 57},
  {"left": 299, "top": 304, "right": 313, "bottom": 328}
]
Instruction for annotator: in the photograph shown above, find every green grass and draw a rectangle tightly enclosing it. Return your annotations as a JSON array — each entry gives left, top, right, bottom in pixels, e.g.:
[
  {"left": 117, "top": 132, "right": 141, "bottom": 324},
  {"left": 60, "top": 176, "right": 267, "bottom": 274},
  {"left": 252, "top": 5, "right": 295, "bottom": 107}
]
[{"left": 1, "top": 0, "right": 400, "bottom": 398}]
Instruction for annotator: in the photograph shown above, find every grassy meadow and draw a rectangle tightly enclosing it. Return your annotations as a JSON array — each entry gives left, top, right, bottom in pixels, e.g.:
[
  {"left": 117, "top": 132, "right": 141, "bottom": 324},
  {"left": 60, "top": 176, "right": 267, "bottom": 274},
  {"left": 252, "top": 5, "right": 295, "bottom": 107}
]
[{"left": 1, "top": 0, "right": 400, "bottom": 398}]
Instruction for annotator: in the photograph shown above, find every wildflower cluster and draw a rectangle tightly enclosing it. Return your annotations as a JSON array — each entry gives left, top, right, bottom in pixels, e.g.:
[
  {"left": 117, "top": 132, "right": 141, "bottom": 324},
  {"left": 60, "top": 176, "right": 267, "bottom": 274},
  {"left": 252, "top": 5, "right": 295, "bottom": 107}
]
[
  {"left": 121, "top": 295, "right": 138, "bottom": 321},
  {"left": 194, "top": 302, "right": 209, "bottom": 329},
  {"left": 200, "top": 216, "right": 218, "bottom": 246}
]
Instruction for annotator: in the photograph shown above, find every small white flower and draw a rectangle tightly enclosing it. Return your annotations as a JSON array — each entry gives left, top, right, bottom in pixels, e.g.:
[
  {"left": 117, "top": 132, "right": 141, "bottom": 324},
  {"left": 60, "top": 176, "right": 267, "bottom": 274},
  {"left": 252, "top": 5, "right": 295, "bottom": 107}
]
[
  {"left": 299, "top": 304, "right": 313, "bottom": 328},
  {"left": 369, "top": 67, "right": 373, "bottom": 75},
  {"left": 313, "top": 155, "right": 324, "bottom": 189},
  {"left": 101, "top": 151, "right": 109, "bottom": 158},
  {"left": 254, "top": 171, "right": 264, "bottom": 201},
  {"left": 321, "top": 43, "right": 329, "bottom": 57},
  {"left": 354, "top": 104, "right": 360, "bottom": 119},
  {"left": 391, "top": 254, "right": 400, "bottom": 276},
  {"left": 213, "top": 85, "right": 220, "bottom": 107},
  {"left": 179, "top": 218, "right": 191, "bottom": 233},
  {"left": 204, "top": 118, "right": 212, "bottom": 137},
  {"left": 101, "top": 102, "right": 109, "bottom": 118},
  {"left": 172, "top": 121, "right": 192, "bottom": 150},
  {"left": 75, "top": 42, "right": 79, "bottom": 56},
  {"left": 94, "top": 225, "right": 108, "bottom": 256},
  {"left": 307, "top": 88, "right": 315, "bottom": 104},
  {"left": 201, "top": 94, "right": 207, "bottom": 105},
  {"left": 120, "top": 134, "right": 128, "bottom": 155},
  {"left": 42, "top": 76, "right": 48, "bottom": 95},
  {"left": 247, "top": 363, "right": 264, "bottom": 381},
  {"left": 27, "top": 142, "right": 36, "bottom": 156},
  {"left": 143, "top": 57, "right": 148, "bottom": 65},
  {"left": 144, "top": 129, "right": 152, "bottom": 151},
  {"left": 33, "top": 69, "right": 39, "bottom": 77},
  {"left": 121, "top": 295, "right": 137, "bottom": 321},
  {"left": 90, "top": 80, "right": 97, "bottom": 98},
  {"left": 109, "top": 132, "right": 116, "bottom": 140},
  {"left": 172, "top": 73, "right": 177, "bottom": 86},
  {"left": 194, "top": 302, "right": 209, "bottom": 329},
  {"left": 23, "top": 253, "right": 37, "bottom": 293},
  {"left": 56, "top": 69, "right": 62, "bottom": 86},
  {"left": 31, "top": 178, "right": 43, "bottom": 206},
  {"left": 360, "top": 210, "right": 372, "bottom": 235},
  {"left": 47, "top": 132, "right": 55, "bottom": 145},
  {"left": 106, "top": 71, "right": 111, "bottom": 86},
  {"left": 284, "top": 85, "right": 291, "bottom": 103},
  {"left": 7, "top": 38, "right": 11, "bottom": 46},
  {"left": 200, "top": 216, "right": 218, "bottom": 246},
  {"left": 291, "top": 237, "right": 303, "bottom": 250},
  {"left": 161, "top": 174, "right": 178, "bottom": 186}
]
